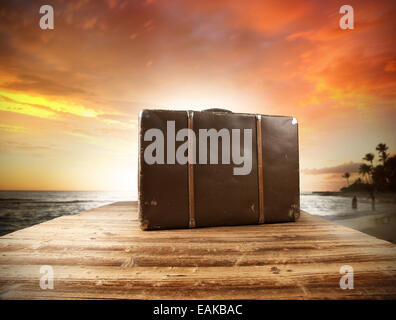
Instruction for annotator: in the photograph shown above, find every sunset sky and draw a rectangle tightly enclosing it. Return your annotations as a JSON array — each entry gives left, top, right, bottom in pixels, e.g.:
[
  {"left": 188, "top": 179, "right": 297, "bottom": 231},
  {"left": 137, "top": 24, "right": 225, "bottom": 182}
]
[{"left": 0, "top": 0, "right": 395, "bottom": 192}]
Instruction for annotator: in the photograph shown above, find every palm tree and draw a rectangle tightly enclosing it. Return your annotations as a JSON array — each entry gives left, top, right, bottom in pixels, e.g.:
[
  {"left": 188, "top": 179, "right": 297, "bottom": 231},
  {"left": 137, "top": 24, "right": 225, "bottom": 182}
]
[
  {"left": 363, "top": 153, "right": 375, "bottom": 167},
  {"left": 342, "top": 172, "right": 350, "bottom": 186},
  {"left": 359, "top": 163, "right": 371, "bottom": 184},
  {"left": 376, "top": 143, "right": 389, "bottom": 165}
]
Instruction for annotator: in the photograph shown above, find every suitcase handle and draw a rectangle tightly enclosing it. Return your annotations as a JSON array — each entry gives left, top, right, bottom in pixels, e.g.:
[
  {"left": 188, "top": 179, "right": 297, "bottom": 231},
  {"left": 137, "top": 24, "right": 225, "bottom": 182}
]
[{"left": 203, "top": 108, "right": 232, "bottom": 113}]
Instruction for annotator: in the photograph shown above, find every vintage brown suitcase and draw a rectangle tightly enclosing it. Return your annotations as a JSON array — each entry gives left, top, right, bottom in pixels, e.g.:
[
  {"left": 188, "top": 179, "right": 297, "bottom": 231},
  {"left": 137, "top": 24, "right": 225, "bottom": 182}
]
[{"left": 138, "top": 109, "right": 300, "bottom": 230}]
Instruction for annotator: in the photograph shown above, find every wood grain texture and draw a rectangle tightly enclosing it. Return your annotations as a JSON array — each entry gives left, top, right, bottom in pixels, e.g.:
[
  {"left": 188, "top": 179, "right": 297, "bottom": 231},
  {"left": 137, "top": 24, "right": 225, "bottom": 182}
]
[{"left": 0, "top": 201, "right": 395, "bottom": 299}]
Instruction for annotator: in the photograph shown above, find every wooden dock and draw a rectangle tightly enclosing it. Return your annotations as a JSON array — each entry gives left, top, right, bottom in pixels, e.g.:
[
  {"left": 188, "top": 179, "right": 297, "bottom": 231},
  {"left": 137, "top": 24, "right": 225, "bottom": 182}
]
[{"left": 1, "top": 201, "right": 396, "bottom": 299}]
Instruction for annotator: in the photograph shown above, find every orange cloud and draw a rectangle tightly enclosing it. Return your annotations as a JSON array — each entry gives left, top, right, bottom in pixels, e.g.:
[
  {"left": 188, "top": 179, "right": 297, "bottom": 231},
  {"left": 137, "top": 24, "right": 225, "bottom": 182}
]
[{"left": 0, "top": 0, "right": 395, "bottom": 191}]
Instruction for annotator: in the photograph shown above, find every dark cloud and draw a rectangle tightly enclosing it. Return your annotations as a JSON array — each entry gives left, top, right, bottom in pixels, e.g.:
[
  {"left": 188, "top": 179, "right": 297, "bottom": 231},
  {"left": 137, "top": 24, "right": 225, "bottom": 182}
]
[
  {"left": 302, "top": 162, "right": 363, "bottom": 175},
  {"left": 2, "top": 73, "right": 87, "bottom": 96}
]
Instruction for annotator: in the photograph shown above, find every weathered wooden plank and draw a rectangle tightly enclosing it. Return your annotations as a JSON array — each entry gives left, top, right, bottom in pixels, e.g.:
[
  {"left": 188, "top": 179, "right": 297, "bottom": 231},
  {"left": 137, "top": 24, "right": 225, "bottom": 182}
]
[{"left": 0, "top": 201, "right": 395, "bottom": 299}]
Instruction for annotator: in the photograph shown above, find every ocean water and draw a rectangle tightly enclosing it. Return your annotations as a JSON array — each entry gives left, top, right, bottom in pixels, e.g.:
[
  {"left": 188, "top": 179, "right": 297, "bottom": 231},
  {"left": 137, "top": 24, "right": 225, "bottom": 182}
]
[
  {"left": 0, "top": 191, "right": 395, "bottom": 236},
  {"left": 300, "top": 192, "right": 396, "bottom": 220},
  {"left": 0, "top": 191, "right": 136, "bottom": 236}
]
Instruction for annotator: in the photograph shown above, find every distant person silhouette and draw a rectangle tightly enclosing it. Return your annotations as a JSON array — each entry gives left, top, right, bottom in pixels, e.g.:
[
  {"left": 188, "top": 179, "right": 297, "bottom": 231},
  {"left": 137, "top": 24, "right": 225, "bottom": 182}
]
[
  {"left": 370, "top": 191, "right": 376, "bottom": 211},
  {"left": 352, "top": 196, "right": 357, "bottom": 209}
]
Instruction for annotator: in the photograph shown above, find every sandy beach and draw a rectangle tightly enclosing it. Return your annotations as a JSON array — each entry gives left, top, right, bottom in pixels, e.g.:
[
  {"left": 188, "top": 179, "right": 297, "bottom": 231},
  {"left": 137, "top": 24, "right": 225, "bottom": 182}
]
[{"left": 333, "top": 212, "right": 396, "bottom": 244}]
